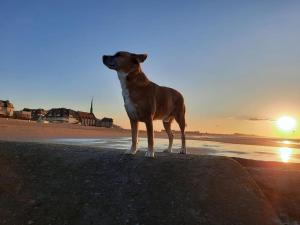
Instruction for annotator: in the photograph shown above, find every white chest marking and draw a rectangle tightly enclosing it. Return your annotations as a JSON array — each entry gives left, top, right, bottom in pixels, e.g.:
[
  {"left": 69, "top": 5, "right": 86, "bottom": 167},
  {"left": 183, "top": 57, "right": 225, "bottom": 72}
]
[{"left": 117, "top": 71, "right": 138, "bottom": 119}]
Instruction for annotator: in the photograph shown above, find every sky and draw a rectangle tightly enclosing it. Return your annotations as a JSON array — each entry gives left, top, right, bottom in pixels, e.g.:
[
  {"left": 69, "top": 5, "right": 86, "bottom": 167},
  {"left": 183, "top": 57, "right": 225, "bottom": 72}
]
[{"left": 0, "top": 0, "right": 300, "bottom": 137}]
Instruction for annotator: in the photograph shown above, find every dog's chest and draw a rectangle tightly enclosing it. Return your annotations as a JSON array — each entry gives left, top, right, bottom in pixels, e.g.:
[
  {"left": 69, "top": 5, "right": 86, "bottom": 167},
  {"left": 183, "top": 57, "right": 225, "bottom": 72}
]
[{"left": 117, "top": 72, "right": 137, "bottom": 118}]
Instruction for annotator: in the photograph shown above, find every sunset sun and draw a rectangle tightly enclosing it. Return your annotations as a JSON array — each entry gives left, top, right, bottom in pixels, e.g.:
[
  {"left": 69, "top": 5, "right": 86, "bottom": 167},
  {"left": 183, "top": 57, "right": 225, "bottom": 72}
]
[{"left": 276, "top": 116, "right": 297, "bottom": 132}]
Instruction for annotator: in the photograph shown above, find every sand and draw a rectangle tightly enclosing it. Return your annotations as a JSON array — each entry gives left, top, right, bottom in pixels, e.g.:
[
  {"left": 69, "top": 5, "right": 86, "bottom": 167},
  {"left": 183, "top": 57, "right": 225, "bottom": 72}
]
[{"left": 0, "top": 118, "right": 131, "bottom": 141}]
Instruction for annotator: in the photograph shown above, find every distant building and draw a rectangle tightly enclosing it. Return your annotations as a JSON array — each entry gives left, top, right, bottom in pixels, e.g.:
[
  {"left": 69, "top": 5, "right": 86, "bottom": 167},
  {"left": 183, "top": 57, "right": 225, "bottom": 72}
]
[
  {"left": 14, "top": 110, "right": 32, "bottom": 120},
  {"left": 43, "top": 99, "right": 114, "bottom": 127},
  {"left": 75, "top": 98, "right": 98, "bottom": 126},
  {"left": 90, "top": 97, "right": 94, "bottom": 114},
  {"left": 46, "top": 108, "right": 79, "bottom": 124},
  {"left": 70, "top": 97, "right": 98, "bottom": 126},
  {"left": 96, "top": 117, "right": 113, "bottom": 128},
  {"left": 0, "top": 100, "right": 14, "bottom": 117},
  {"left": 77, "top": 111, "right": 96, "bottom": 126},
  {"left": 23, "top": 108, "right": 47, "bottom": 120}
]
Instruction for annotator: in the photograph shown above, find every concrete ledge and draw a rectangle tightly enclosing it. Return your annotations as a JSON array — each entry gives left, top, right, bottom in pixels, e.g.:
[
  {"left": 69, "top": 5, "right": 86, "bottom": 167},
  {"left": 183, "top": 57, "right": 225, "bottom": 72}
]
[{"left": 0, "top": 141, "right": 280, "bottom": 225}]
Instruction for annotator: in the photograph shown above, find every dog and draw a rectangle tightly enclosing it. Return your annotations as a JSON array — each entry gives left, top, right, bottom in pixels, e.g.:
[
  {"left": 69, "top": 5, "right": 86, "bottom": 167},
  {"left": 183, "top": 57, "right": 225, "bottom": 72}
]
[{"left": 102, "top": 51, "right": 186, "bottom": 158}]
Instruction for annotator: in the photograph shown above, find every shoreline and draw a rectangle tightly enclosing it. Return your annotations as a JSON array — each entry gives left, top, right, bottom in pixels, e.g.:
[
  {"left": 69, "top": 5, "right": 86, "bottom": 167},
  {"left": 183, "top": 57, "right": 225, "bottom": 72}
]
[
  {"left": 2, "top": 138, "right": 300, "bottom": 169},
  {"left": 1, "top": 118, "right": 300, "bottom": 149}
]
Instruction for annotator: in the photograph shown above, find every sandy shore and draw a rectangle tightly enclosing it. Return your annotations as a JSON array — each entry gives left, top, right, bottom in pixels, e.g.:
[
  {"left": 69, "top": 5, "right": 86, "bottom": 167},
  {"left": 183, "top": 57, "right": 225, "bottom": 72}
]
[{"left": 0, "top": 118, "right": 131, "bottom": 141}]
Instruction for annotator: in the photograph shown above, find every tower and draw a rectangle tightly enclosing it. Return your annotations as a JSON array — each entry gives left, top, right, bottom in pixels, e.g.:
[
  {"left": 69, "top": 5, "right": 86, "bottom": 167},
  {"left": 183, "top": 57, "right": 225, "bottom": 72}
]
[{"left": 90, "top": 97, "right": 93, "bottom": 114}]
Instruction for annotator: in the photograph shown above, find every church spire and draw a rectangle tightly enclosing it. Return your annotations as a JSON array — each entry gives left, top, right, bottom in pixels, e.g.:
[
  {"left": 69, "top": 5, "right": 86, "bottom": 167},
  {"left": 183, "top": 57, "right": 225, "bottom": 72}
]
[{"left": 90, "top": 97, "right": 94, "bottom": 114}]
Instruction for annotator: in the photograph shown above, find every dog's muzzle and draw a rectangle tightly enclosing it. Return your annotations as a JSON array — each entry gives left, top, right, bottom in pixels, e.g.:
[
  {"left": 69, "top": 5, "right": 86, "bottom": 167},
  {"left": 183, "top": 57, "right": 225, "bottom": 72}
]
[{"left": 102, "top": 55, "right": 116, "bottom": 69}]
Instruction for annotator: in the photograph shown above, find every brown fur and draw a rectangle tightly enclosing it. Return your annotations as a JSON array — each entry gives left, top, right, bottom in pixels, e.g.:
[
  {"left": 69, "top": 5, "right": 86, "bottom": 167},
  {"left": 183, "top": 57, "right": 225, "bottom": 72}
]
[{"left": 102, "top": 51, "right": 186, "bottom": 157}]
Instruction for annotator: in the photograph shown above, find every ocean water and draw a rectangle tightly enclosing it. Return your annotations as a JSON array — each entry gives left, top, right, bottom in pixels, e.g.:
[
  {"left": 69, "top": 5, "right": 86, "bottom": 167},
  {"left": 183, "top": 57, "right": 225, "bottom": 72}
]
[{"left": 49, "top": 137, "right": 300, "bottom": 163}]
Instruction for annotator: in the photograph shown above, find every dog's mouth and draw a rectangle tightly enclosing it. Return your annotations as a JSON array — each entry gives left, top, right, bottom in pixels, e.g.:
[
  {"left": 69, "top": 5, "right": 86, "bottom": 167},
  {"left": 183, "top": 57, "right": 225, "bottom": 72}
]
[
  {"left": 103, "top": 56, "right": 116, "bottom": 69},
  {"left": 104, "top": 61, "right": 116, "bottom": 69},
  {"left": 107, "top": 63, "right": 116, "bottom": 69}
]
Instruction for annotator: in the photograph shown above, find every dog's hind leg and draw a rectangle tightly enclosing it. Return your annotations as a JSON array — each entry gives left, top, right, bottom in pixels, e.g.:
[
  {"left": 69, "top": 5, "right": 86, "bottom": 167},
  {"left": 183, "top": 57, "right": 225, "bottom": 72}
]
[
  {"left": 163, "top": 120, "right": 174, "bottom": 153},
  {"left": 125, "top": 119, "right": 139, "bottom": 155},
  {"left": 175, "top": 111, "right": 187, "bottom": 154},
  {"left": 145, "top": 119, "right": 155, "bottom": 158}
]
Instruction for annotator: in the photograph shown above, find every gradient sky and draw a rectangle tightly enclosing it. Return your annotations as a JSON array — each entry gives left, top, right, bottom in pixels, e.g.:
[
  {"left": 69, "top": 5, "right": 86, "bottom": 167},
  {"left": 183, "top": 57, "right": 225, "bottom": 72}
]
[{"left": 1, "top": 0, "right": 300, "bottom": 137}]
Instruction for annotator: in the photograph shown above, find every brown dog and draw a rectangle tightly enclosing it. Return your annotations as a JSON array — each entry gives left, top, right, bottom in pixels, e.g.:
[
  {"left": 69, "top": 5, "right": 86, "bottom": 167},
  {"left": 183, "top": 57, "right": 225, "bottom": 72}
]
[{"left": 102, "top": 51, "right": 186, "bottom": 157}]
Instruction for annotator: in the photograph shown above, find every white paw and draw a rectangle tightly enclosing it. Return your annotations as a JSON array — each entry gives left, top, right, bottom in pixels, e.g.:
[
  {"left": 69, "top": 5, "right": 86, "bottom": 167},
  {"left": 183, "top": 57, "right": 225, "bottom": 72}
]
[
  {"left": 179, "top": 148, "right": 187, "bottom": 154},
  {"left": 145, "top": 151, "right": 155, "bottom": 158},
  {"left": 163, "top": 148, "right": 172, "bottom": 153},
  {"left": 125, "top": 148, "right": 137, "bottom": 155}
]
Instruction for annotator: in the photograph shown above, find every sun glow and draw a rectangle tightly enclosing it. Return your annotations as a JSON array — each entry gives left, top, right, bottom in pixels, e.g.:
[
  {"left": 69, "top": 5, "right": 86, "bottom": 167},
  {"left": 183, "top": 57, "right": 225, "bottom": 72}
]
[
  {"left": 282, "top": 140, "right": 291, "bottom": 144},
  {"left": 278, "top": 147, "right": 293, "bottom": 163},
  {"left": 276, "top": 116, "right": 297, "bottom": 132}
]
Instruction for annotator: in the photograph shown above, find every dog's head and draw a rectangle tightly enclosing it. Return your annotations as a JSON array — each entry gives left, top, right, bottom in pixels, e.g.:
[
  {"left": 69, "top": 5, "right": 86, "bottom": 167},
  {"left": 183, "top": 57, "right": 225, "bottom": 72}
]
[{"left": 102, "top": 51, "right": 147, "bottom": 73}]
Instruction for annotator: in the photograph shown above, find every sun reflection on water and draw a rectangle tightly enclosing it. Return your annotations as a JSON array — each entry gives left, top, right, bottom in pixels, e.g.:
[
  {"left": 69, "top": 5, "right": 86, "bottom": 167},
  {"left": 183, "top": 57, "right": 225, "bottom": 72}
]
[{"left": 278, "top": 147, "right": 293, "bottom": 163}]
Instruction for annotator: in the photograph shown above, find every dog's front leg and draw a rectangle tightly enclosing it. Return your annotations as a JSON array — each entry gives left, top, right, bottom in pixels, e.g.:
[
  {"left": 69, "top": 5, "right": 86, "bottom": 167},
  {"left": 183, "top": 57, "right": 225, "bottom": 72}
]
[
  {"left": 145, "top": 119, "right": 155, "bottom": 158},
  {"left": 125, "top": 119, "right": 139, "bottom": 155}
]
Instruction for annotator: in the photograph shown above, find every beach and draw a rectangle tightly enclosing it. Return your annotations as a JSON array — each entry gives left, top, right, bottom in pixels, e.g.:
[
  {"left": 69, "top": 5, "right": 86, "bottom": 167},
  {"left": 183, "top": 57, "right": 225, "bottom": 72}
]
[
  {"left": 1, "top": 118, "right": 300, "bottom": 224},
  {"left": 0, "top": 118, "right": 131, "bottom": 141}
]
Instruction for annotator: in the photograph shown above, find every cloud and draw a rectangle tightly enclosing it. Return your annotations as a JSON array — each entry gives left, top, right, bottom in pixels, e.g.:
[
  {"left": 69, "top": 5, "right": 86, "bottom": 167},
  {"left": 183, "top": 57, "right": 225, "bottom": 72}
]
[
  {"left": 233, "top": 116, "right": 275, "bottom": 122},
  {"left": 248, "top": 117, "right": 274, "bottom": 121}
]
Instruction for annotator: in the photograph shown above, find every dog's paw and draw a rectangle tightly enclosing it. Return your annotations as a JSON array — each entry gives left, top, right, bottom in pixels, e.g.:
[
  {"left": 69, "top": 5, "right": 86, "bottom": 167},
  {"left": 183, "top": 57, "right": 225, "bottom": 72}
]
[
  {"left": 179, "top": 148, "right": 187, "bottom": 154},
  {"left": 163, "top": 148, "right": 172, "bottom": 153},
  {"left": 125, "top": 148, "right": 137, "bottom": 155},
  {"left": 145, "top": 151, "right": 155, "bottom": 158}
]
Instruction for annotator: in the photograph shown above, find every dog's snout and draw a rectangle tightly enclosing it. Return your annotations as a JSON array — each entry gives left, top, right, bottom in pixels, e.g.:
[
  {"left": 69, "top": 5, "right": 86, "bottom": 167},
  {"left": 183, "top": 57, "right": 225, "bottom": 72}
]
[
  {"left": 102, "top": 55, "right": 116, "bottom": 69},
  {"left": 102, "top": 55, "right": 108, "bottom": 63}
]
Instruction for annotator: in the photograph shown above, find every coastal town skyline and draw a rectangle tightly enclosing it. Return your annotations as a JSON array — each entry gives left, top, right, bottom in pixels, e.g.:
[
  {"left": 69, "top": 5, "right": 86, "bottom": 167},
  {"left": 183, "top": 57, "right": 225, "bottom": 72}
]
[
  {"left": 0, "top": 99, "right": 114, "bottom": 128},
  {"left": 1, "top": 1, "right": 300, "bottom": 137}
]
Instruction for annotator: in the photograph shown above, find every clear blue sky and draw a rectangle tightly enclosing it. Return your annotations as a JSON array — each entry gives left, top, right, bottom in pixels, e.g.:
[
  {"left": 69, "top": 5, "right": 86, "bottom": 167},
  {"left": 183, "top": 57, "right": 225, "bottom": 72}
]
[{"left": 1, "top": 0, "right": 300, "bottom": 136}]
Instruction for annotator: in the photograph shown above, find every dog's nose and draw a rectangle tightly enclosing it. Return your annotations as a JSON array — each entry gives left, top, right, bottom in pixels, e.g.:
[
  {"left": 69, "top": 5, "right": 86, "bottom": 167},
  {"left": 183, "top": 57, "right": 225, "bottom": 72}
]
[{"left": 102, "top": 55, "right": 107, "bottom": 62}]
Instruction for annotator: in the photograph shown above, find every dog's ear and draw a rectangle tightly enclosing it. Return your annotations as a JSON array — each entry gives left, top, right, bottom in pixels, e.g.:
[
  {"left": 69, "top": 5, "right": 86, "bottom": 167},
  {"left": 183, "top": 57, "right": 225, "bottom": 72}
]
[{"left": 133, "top": 54, "right": 147, "bottom": 63}]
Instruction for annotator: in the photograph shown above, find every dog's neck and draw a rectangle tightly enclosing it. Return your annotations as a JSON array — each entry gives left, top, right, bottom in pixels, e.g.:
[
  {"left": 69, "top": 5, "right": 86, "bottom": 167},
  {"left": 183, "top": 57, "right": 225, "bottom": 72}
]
[
  {"left": 117, "top": 71, "right": 129, "bottom": 81},
  {"left": 117, "top": 67, "right": 149, "bottom": 85},
  {"left": 117, "top": 65, "right": 141, "bottom": 78},
  {"left": 117, "top": 71, "right": 130, "bottom": 104},
  {"left": 117, "top": 68, "right": 150, "bottom": 110},
  {"left": 117, "top": 70, "right": 138, "bottom": 119}
]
